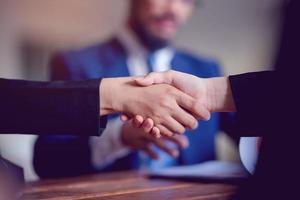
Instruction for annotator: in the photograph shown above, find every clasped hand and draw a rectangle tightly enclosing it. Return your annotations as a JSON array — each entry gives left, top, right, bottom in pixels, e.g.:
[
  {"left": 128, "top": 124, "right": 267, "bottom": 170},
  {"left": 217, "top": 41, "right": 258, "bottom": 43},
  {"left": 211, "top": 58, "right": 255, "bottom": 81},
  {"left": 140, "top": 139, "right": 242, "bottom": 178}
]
[
  {"left": 100, "top": 70, "right": 234, "bottom": 138},
  {"left": 121, "top": 70, "right": 235, "bottom": 138},
  {"left": 101, "top": 75, "right": 209, "bottom": 137},
  {"left": 119, "top": 70, "right": 211, "bottom": 138}
]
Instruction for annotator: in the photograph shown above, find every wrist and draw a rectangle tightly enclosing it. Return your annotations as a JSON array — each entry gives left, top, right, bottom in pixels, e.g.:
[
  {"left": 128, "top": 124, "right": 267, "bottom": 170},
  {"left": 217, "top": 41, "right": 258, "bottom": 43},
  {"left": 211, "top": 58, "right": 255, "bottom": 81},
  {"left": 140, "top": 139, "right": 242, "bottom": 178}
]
[
  {"left": 99, "top": 78, "right": 115, "bottom": 116},
  {"left": 99, "top": 77, "right": 135, "bottom": 116},
  {"left": 206, "top": 77, "right": 236, "bottom": 112}
]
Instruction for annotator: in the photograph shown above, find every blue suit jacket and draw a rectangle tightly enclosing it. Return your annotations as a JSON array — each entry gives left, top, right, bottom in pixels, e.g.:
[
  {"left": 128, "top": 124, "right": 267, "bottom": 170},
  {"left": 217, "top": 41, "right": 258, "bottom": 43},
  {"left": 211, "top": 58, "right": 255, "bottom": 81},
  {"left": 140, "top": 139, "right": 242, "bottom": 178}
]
[{"left": 34, "top": 38, "right": 237, "bottom": 178}]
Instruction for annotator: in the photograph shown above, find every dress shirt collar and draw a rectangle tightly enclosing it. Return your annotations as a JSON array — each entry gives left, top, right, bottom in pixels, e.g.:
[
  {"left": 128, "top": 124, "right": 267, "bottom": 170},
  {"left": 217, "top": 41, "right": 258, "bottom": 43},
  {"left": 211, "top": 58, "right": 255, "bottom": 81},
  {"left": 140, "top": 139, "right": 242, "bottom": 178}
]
[{"left": 117, "top": 27, "right": 175, "bottom": 76}]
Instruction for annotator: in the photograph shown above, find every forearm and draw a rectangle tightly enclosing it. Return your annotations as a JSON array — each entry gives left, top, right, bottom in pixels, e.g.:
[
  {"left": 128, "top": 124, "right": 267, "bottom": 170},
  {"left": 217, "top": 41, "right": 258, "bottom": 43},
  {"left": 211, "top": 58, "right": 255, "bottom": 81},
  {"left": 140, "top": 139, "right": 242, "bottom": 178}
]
[
  {"left": 0, "top": 78, "right": 105, "bottom": 136},
  {"left": 99, "top": 77, "right": 134, "bottom": 116},
  {"left": 204, "top": 77, "right": 236, "bottom": 113}
]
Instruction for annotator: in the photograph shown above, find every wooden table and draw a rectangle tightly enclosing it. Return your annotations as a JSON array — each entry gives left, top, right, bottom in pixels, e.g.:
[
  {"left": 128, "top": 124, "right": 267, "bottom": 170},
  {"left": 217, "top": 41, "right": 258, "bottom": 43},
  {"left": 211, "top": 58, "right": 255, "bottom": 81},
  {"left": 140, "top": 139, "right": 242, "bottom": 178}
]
[{"left": 21, "top": 171, "right": 238, "bottom": 200}]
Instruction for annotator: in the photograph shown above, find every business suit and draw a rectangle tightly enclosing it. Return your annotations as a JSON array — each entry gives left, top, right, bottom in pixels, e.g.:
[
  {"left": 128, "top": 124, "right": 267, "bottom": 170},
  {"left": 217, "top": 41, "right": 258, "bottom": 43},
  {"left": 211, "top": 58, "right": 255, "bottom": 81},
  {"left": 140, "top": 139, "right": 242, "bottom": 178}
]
[
  {"left": 229, "top": 1, "right": 300, "bottom": 199},
  {"left": 33, "top": 30, "right": 238, "bottom": 178},
  {"left": 0, "top": 78, "right": 105, "bottom": 136},
  {"left": 0, "top": 78, "right": 107, "bottom": 198}
]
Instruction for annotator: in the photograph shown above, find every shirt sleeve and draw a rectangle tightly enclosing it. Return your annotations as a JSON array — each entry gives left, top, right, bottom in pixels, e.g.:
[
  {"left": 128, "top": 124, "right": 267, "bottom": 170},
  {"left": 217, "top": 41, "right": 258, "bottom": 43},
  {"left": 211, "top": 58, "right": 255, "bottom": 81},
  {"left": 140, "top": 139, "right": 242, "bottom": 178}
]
[{"left": 90, "top": 117, "right": 130, "bottom": 169}]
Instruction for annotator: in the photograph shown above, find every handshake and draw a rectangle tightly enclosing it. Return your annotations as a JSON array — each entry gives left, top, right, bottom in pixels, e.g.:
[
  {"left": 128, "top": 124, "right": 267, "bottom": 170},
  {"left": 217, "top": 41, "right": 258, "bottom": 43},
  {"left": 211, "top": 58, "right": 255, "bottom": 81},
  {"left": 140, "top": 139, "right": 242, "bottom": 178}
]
[{"left": 100, "top": 70, "right": 236, "bottom": 141}]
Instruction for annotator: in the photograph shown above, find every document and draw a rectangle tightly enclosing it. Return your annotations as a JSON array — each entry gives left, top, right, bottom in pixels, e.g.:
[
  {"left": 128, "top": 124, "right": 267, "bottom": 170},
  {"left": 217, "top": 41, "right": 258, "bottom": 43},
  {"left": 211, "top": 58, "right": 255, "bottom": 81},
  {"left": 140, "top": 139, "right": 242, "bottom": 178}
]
[{"left": 148, "top": 160, "right": 249, "bottom": 182}]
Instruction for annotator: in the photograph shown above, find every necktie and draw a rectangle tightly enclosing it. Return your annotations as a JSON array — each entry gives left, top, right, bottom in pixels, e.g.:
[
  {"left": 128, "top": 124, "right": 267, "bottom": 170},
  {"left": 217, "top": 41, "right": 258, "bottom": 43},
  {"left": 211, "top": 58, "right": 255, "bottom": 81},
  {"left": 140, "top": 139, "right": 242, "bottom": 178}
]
[
  {"left": 141, "top": 53, "right": 178, "bottom": 170},
  {"left": 146, "top": 53, "right": 155, "bottom": 73}
]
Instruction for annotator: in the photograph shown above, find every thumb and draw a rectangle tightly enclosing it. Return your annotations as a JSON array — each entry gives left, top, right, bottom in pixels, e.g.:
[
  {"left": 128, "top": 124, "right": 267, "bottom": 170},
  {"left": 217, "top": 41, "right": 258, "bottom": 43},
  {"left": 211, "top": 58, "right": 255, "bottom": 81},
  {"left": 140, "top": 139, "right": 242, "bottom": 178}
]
[
  {"left": 135, "top": 75, "right": 155, "bottom": 86},
  {"left": 135, "top": 71, "right": 172, "bottom": 86}
]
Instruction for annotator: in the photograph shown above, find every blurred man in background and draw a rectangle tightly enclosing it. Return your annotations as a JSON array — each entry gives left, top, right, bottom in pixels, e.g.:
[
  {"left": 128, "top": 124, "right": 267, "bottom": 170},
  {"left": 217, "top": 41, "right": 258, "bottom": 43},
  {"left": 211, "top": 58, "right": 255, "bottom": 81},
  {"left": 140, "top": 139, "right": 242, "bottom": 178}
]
[{"left": 34, "top": 0, "right": 237, "bottom": 178}]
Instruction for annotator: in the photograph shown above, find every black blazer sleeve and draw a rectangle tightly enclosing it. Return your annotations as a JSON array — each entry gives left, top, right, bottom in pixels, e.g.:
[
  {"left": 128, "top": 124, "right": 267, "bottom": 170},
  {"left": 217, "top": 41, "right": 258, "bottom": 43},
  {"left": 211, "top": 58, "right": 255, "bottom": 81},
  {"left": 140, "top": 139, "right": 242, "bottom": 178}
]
[
  {"left": 0, "top": 78, "right": 107, "bottom": 136},
  {"left": 228, "top": 71, "right": 294, "bottom": 137}
]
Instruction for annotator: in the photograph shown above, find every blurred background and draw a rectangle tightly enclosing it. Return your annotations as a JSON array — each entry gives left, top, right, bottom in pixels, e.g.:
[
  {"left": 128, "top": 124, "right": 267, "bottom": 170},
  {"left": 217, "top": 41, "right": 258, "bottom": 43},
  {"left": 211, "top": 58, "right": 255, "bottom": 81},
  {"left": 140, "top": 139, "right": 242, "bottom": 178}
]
[{"left": 0, "top": 0, "right": 282, "bottom": 181}]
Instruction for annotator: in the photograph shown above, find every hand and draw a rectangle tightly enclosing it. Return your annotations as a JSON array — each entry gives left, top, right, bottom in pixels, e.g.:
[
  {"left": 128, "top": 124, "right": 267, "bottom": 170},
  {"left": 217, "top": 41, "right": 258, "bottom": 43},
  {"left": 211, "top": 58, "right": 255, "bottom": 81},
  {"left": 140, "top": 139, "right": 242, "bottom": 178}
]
[
  {"left": 121, "top": 119, "right": 189, "bottom": 159},
  {"left": 100, "top": 77, "right": 209, "bottom": 137},
  {"left": 135, "top": 70, "right": 236, "bottom": 113}
]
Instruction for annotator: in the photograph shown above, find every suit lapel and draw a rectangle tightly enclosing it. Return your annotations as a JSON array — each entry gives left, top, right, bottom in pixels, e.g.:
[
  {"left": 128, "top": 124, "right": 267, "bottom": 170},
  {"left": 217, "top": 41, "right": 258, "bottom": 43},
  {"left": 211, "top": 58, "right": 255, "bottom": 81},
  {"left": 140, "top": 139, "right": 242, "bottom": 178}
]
[{"left": 103, "top": 38, "right": 131, "bottom": 77}]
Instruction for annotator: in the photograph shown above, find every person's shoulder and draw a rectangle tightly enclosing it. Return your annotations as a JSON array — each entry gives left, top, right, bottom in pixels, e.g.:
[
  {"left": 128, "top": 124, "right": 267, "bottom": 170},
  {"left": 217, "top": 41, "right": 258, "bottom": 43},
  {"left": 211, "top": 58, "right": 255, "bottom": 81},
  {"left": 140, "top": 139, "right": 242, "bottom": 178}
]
[
  {"left": 54, "top": 37, "right": 122, "bottom": 62},
  {"left": 49, "top": 38, "right": 125, "bottom": 78},
  {"left": 175, "top": 48, "right": 219, "bottom": 67},
  {"left": 174, "top": 48, "right": 222, "bottom": 76}
]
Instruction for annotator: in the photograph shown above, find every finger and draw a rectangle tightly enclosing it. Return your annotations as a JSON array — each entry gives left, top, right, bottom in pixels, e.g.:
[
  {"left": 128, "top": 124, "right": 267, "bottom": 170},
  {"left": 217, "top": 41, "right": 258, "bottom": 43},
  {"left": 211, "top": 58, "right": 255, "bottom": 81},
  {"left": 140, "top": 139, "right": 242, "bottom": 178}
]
[
  {"left": 135, "top": 71, "right": 173, "bottom": 86},
  {"left": 156, "top": 124, "right": 175, "bottom": 137},
  {"left": 130, "top": 138, "right": 148, "bottom": 150},
  {"left": 140, "top": 118, "right": 154, "bottom": 133},
  {"left": 152, "top": 139, "right": 179, "bottom": 158},
  {"left": 120, "top": 114, "right": 130, "bottom": 121},
  {"left": 192, "top": 101, "right": 211, "bottom": 121},
  {"left": 165, "top": 134, "right": 189, "bottom": 149},
  {"left": 133, "top": 115, "right": 144, "bottom": 128},
  {"left": 150, "top": 127, "right": 161, "bottom": 138},
  {"left": 143, "top": 144, "right": 159, "bottom": 160},
  {"left": 172, "top": 104, "right": 198, "bottom": 130},
  {"left": 162, "top": 116, "right": 186, "bottom": 135},
  {"left": 144, "top": 129, "right": 185, "bottom": 150},
  {"left": 175, "top": 91, "right": 211, "bottom": 121}
]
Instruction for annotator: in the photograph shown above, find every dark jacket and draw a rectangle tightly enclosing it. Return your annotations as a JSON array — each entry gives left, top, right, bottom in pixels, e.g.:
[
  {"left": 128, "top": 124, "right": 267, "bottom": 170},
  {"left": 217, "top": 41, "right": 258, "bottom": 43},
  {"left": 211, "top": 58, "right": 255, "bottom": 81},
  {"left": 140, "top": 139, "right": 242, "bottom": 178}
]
[
  {"left": 230, "top": 0, "right": 300, "bottom": 199},
  {"left": 0, "top": 78, "right": 106, "bottom": 136}
]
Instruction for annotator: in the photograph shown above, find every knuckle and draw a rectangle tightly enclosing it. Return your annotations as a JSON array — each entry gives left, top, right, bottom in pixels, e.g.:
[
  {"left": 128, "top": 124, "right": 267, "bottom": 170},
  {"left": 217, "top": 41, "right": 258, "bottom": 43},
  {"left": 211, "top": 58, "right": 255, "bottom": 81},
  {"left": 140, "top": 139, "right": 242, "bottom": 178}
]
[
  {"left": 152, "top": 110, "right": 161, "bottom": 119},
  {"left": 151, "top": 115, "right": 162, "bottom": 126},
  {"left": 160, "top": 98, "right": 171, "bottom": 108},
  {"left": 164, "top": 85, "right": 175, "bottom": 94}
]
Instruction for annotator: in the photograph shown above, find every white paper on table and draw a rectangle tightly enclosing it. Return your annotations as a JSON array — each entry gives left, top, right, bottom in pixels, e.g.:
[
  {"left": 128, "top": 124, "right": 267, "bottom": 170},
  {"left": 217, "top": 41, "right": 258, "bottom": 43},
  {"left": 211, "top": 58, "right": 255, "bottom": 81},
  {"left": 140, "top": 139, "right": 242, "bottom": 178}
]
[{"left": 148, "top": 160, "right": 249, "bottom": 182}]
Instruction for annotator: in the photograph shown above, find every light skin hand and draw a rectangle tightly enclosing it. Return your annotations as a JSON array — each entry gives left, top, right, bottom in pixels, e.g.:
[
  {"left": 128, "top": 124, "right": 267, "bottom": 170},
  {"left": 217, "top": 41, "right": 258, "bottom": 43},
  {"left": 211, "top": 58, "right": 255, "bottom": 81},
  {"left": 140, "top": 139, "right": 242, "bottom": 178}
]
[
  {"left": 121, "top": 120, "right": 189, "bottom": 160},
  {"left": 121, "top": 115, "right": 161, "bottom": 138},
  {"left": 135, "top": 70, "right": 237, "bottom": 113},
  {"left": 99, "top": 77, "right": 200, "bottom": 137},
  {"left": 124, "top": 70, "right": 236, "bottom": 136},
  {"left": 131, "top": 116, "right": 161, "bottom": 138}
]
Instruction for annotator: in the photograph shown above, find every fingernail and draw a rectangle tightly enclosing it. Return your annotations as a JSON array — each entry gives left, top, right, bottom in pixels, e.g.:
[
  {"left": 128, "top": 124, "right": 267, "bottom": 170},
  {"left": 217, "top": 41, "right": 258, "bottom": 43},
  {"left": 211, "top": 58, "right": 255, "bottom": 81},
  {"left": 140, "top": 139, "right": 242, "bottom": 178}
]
[
  {"left": 192, "top": 121, "right": 199, "bottom": 129},
  {"left": 205, "top": 113, "right": 211, "bottom": 121},
  {"left": 172, "top": 151, "right": 179, "bottom": 157},
  {"left": 182, "top": 143, "right": 188, "bottom": 149}
]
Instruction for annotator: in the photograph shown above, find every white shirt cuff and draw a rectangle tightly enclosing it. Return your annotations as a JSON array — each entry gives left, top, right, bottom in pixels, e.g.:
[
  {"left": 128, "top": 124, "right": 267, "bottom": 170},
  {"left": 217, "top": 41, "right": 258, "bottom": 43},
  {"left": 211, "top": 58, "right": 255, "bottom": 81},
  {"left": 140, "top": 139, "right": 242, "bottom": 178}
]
[{"left": 90, "top": 117, "right": 130, "bottom": 169}]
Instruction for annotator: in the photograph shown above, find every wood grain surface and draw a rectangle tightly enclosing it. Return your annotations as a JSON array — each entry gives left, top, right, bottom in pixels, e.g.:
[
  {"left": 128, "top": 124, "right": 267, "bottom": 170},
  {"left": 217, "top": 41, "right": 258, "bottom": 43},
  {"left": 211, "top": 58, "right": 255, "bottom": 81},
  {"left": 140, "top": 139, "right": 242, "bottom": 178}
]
[{"left": 21, "top": 171, "right": 237, "bottom": 200}]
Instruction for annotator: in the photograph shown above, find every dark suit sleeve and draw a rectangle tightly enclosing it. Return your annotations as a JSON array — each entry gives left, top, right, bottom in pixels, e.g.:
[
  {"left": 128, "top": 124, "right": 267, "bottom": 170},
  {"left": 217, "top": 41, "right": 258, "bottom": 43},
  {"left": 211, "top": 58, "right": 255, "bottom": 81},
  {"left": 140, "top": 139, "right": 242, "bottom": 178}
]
[
  {"left": 34, "top": 53, "right": 99, "bottom": 178},
  {"left": 228, "top": 71, "right": 280, "bottom": 137},
  {"left": 0, "top": 78, "right": 107, "bottom": 136}
]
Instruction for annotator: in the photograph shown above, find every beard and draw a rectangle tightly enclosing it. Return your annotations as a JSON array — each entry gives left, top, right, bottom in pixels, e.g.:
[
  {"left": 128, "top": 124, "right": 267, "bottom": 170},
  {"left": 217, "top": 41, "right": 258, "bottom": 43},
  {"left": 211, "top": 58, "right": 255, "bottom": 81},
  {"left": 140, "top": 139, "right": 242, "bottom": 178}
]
[{"left": 130, "top": 19, "right": 171, "bottom": 52}]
